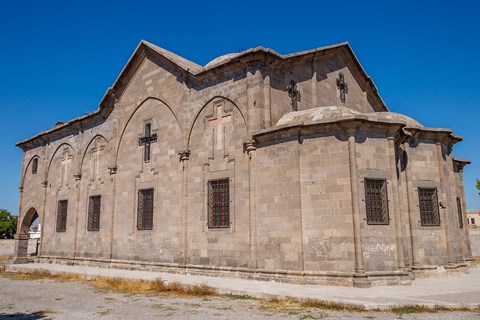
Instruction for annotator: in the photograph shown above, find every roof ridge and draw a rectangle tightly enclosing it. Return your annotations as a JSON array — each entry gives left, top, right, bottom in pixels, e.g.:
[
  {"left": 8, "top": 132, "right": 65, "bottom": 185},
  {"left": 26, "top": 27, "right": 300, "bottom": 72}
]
[{"left": 141, "top": 40, "right": 203, "bottom": 72}]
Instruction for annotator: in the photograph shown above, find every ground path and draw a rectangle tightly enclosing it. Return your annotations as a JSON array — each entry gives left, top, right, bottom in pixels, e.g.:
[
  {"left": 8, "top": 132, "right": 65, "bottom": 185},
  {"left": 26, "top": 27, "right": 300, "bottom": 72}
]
[{"left": 5, "top": 263, "right": 480, "bottom": 310}]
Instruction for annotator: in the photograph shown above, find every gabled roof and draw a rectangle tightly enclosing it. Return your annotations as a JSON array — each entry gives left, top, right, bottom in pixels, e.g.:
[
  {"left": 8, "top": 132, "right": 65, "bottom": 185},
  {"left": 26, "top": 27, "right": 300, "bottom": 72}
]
[
  {"left": 17, "top": 40, "right": 389, "bottom": 150},
  {"left": 99, "top": 40, "right": 388, "bottom": 111}
]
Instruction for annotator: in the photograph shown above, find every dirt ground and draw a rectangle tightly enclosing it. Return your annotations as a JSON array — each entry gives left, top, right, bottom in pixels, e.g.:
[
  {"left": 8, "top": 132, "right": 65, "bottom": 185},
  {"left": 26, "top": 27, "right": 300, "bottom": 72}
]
[{"left": 0, "top": 274, "right": 479, "bottom": 320}]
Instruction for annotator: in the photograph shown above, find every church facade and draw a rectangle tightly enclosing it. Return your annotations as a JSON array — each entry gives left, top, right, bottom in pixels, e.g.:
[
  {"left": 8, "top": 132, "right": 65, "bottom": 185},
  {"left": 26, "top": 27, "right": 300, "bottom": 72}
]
[{"left": 14, "top": 41, "right": 474, "bottom": 287}]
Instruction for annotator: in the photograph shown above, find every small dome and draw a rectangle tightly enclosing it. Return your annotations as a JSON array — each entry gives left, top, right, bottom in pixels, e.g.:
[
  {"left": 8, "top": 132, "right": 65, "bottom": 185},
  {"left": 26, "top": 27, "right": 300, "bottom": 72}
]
[
  {"left": 369, "top": 112, "right": 423, "bottom": 128},
  {"left": 276, "top": 106, "right": 361, "bottom": 126},
  {"left": 205, "top": 53, "right": 239, "bottom": 68}
]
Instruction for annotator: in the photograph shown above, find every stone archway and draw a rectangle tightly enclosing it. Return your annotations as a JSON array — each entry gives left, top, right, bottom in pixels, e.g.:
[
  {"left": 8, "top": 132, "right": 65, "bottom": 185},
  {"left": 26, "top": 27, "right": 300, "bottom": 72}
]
[{"left": 13, "top": 207, "right": 40, "bottom": 264}]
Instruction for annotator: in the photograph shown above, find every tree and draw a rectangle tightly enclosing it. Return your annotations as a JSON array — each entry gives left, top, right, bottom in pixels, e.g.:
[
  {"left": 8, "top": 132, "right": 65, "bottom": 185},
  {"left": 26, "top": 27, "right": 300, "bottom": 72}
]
[
  {"left": 0, "top": 209, "right": 17, "bottom": 239},
  {"left": 477, "top": 179, "right": 480, "bottom": 192}
]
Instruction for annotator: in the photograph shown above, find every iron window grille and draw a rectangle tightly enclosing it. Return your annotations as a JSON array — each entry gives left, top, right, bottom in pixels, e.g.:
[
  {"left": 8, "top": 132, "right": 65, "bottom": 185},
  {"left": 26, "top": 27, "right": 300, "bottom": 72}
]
[
  {"left": 364, "top": 178, "right": 389, "bottom": 225},
  {"left": 137, "top": 188, "right": 154, "bottom": 230},
  {"left": 32, "top": 158, "right": 38, "bottom": 174},
  {"left": 88, "top": 195, "right": 101, "bottom": 231},
  {"left": 208, "top": 179, "right": 230, "bottom": 228},
  {"left": 418, "top": 188, "right": 440, "bottom": 226},
  {"left": 56, "top": 200, "right": 68, "bottom": 232},
  {"left": 456, "top": 197, "right": 464, "bottom": 229}
]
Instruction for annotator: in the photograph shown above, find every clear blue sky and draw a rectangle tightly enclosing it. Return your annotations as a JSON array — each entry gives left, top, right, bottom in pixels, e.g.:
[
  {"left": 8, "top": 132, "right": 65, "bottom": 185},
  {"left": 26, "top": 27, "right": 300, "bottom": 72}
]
[{"left": 0, "top": 0, "right": 479, "bottom": 215}]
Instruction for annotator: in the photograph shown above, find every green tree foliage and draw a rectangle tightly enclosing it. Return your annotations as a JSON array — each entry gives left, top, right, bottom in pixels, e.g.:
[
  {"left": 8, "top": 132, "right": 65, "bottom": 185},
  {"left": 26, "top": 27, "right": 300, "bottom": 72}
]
[
  {"left": 476, "top": 179, "right": 480, "bottom": 191},
  {"left": 0, "top": 209, "right": 17, "bottom": 239}
]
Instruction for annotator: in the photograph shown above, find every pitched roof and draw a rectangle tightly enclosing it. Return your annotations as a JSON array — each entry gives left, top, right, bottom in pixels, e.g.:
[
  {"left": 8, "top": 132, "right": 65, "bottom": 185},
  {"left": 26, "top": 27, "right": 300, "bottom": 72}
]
[
  {"left": 100, "top": 40, "right": 388, "bottom": 111},
  {"left": 17, "top": 40, "right": 388, "bottom": 149}
]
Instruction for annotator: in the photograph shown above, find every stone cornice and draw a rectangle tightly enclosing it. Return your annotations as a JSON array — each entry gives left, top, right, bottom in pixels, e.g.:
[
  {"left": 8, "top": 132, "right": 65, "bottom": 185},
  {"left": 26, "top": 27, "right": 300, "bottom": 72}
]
[
  {"left": 15, "top": 104, "right": 113, "bottom": 151},
  {"left": 253, "top": 116, "right": 406, "bottom": 145},
  {"left": 453, "top": 157, "right": 471, "bottom": 172},
  {"left": 405, "top": 127, "right": 462, "bottom": 153}
]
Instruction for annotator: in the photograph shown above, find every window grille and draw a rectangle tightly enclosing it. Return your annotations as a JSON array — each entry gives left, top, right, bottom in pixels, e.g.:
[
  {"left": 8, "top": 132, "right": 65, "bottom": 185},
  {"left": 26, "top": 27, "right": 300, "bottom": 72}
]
[
  {"left": 418, "top": 188, "right": 440, "bottom": 226},
  {"left": 208, "top": 179, "right": 230, "bottom": 228},
  {"left": 32, "top": 158, "right": 38, "bottom": 174},
  {"left": 56, "top": 200, "right": 68, "bottom": 232},
  {"left": 137, "top": 188, "right": 154, "bottom": 230},
  {"left": 456, "top": 197, "right": 463, "bottom": 229},
  {"left": 88, "top": 195, "right": 101, "bottom": 231},
  {"left": 364, "top": 178, "right": 389, "bottom": 225}
]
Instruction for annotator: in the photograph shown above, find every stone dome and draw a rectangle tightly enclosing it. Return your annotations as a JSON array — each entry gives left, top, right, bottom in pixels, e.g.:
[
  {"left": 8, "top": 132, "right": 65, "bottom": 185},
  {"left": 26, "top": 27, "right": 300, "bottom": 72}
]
[
  {"left": 205, "top": 53, "right": 239, "bottom": 68},
  {"left": 276, "top": 106, "right": 361, "bottom": 126},
  {"left": 369, "top": 112, "right": 423, "bottom": 128},
  {"left": 276, "top": 107, "right": 424, "bottom": 128}
]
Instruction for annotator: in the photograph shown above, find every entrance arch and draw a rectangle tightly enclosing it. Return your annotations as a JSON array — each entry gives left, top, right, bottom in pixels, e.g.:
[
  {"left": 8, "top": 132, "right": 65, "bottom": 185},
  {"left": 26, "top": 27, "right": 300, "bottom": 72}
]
[{"left": 13, "top": 207, "right": 40, "bottom": 264}]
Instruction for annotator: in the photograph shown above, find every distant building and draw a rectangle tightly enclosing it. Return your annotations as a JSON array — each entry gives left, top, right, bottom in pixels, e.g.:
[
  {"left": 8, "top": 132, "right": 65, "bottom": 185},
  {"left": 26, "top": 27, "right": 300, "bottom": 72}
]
[
  {"left": 467, "top": 210, "right": 480, "bottom": 228},
  {"left": 28, "top": 224, "right": 41, "bottom": 239}
]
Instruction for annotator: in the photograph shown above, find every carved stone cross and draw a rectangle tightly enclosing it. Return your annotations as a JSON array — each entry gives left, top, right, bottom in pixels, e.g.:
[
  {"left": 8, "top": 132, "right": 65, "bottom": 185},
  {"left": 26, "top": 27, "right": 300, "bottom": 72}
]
[
  {"left": 60, "top": 148, "right": 72, "bottom": 185},
  {"left": 138, "top": 123, "right": 157, "bottom": 163},
  {"left": 336, "top": 73, "right": 349, "bottom": 103},
  {"left": 90, "top": 138, "right": 105, "bottom": 179},
  {"left": 208, "top": 104, "right": 232, "bottom": 154},
  {"left": 287, "top": 80, "right": 301, "bottom": 111}
]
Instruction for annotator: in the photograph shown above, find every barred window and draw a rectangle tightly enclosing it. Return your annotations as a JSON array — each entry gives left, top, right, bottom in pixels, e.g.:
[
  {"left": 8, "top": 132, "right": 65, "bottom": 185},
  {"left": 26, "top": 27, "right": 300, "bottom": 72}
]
[
  {"left": 88, "top": 195, "right": 101, "bottom": 231},
  {"left": 418, "top": 188, "right": 440, "bottom": 226},
  {"left": 456, "top": 197, "right": 464, "bottom": 229},
  {"left": 137, "top": 188, "right": 154, "bottom": 230},
  {"left": 56, "top": 200, "right": 68, "bottom": 232},
  {"left": 32, "top": 158, "right": 38, "bottom": 174},
  {"left": 208, "top": 179, "right": 230, "bottom": 228},
  {"left": 364, "top": 178, "right": 389, "bottom": 225}
]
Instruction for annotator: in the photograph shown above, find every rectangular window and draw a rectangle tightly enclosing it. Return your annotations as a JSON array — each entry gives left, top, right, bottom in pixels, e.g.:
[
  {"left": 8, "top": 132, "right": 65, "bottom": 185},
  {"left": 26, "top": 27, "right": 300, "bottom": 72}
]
[
  {"left": 471, "top": 218, "right": 475, "bottom": 225},
  {"left": 32, "top": 158, "right": 38, "bottom": 174},
  {"left": 88, "top": 195, "right": 101, "bottom": 231},
  {"left": 418, "top": 188, "right": 440, "bottom": 226},
  {"left": 364, "top": 178, "right": 389, "bottom": 225},
  {"left": 208, "top": 179, "right": 230, "bottom": 228},
  {"left": 137, "top": 188, "right": 154, "bottom": 230},
  {"left": 456, "top": 197, "right": 464, "bottom": 229},
  {"left": 56, "top": 200, "right": 68, "bottom": 232}
]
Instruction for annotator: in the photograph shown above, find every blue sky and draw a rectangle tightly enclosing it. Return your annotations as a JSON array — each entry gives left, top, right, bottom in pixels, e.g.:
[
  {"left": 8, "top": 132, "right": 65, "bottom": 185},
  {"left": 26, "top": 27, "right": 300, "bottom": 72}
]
[{"left": 0, "top": 0, "right": 479, "bottom": 215}]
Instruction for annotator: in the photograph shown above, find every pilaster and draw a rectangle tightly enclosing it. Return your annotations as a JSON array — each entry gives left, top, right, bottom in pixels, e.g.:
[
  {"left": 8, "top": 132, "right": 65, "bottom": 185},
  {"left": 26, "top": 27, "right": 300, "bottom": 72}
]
[
  {"left": 435, "top": 142, "right": 455, "bottom": 266},
  {"left": 346, "top": 128, "right": 370, "bottom": 288},
  {"left": 403, "top": 142, "right": 420, "bottom": 267},
  {"left": 179, "top": 149, "right": 191, "bottom": 266},
  {"left": 387, "top": 136, "right": 405, "bottom": 270}
]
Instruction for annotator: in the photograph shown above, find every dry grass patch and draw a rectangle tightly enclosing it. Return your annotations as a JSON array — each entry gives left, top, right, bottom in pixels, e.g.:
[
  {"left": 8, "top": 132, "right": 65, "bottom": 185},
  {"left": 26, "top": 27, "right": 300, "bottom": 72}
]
[
  {"left": 8, "top": 270, "right": 83, "bottom": 281},
  {"left": 6, "top": 269, "right": 215, "bottom": 297},
  {"left": 390, "top": 304, "right": 480, "bottom": 315},
  {"left": 90, "top": 276, "right": 216, "bottom": 296},
  {"left": 260, "top": 297, "right": 365, "bottom": 314},
  {"left": 475, "top": 257, "right": 480, "bottom": 264},
  {"left": 224, "top": 293, "right": 254, "bottom": 300}
]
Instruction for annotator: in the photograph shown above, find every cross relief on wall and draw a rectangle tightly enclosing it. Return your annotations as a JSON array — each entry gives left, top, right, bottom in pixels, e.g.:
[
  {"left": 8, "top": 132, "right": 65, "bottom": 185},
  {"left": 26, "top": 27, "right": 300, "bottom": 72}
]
[
  {"left": 287, "top": 80, "right": 301, "bottom": 111},
  {"left": 336, "top": 73, "right": 349, "bottom": 103},
  {"left": 90, "top": 138, "right": 105, "bottom": 180},
  {"left": 138, "top": 122, "right": 157, "bottom": 163},
  {"left": 60, "top": 148, "right": 72, "bottom": 185},
  {"left": 207, "top": 102, "right": 232, "bottom": 160}
]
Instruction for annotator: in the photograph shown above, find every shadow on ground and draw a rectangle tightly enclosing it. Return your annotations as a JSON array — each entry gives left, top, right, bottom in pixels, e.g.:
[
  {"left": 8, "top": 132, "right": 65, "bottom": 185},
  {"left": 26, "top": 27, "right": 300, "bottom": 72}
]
[{"left": 0, "top": 311, "right": 48, "bottom": 319}]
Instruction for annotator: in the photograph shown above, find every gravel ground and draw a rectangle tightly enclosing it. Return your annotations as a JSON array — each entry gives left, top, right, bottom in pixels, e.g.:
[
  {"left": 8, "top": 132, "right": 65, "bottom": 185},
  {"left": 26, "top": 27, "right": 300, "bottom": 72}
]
[{"left": 0, "top": 275, "right": 479, "bottom": 320}]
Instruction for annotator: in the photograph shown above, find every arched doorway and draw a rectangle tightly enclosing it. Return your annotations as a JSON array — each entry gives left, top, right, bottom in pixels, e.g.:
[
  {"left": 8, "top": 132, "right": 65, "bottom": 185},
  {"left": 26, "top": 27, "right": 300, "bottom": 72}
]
[{"left": 13, "top": 207, "right": 40, "bottom": 264}]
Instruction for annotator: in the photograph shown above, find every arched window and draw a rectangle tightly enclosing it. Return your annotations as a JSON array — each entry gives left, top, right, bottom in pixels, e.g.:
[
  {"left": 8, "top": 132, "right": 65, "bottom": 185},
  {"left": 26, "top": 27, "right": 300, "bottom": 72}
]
[{"left": 32, "top": 158, "right": 38, "bottom": 174}]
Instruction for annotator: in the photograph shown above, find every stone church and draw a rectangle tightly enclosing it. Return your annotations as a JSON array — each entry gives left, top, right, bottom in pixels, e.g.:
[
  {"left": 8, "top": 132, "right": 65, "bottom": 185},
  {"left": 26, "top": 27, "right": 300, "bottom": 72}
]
[{"left": 14, "top": 40, "right": 474, "bottom": 287}]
